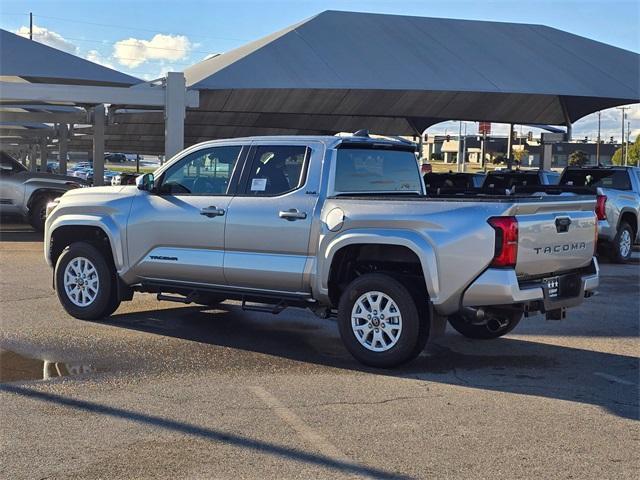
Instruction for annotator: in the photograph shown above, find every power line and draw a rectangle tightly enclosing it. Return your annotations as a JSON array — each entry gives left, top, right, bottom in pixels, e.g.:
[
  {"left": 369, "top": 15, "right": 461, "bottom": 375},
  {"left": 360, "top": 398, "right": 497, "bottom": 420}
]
[{"left": 1, "top": 12, "right": 250, "bottom": 42}]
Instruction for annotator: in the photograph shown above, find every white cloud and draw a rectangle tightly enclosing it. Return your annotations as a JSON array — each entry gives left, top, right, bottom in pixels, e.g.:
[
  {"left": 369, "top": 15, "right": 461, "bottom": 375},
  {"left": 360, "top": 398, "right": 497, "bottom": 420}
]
[
  {"left": 15, "top": 25, "right": 77, "bottom": 54},
  {"left": 85, "top": 50, "right": 115, "bottom": 69},
  {"left": 113, "top": 34, "right": 191, "bottom": 68}
]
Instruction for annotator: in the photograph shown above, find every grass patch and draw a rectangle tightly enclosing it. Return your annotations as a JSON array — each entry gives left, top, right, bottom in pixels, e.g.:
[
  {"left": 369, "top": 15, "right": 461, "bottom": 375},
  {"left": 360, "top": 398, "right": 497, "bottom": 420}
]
[{"left": 106, "top": 164, "right": 157, "bottom": 174}]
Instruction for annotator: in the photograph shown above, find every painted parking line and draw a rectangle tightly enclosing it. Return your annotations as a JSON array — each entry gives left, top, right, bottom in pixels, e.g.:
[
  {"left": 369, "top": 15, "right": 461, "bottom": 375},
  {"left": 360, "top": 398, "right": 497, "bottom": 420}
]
[
  {"left": 594, "top": 372, "right": 636, "bottom": 386},
  {"left": 249, "top": 386, "right": 346, "bottom": 460}
]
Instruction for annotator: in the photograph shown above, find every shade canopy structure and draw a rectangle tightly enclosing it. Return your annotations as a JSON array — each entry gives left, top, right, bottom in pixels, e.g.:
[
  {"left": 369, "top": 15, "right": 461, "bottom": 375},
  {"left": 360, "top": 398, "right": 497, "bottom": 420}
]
[
  {"left": 0, "top": 28, "right": 139, "bottom": 87},
  {"left": 107, "top": 10, "right": 639, "bottom": 154},
  {"left": 0, "top": 30, "right": 198, "bottom": 178}
]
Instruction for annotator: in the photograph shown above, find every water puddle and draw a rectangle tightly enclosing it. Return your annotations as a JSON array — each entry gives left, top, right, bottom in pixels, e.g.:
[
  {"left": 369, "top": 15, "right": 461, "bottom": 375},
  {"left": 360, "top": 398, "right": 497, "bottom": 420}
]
[{"left": 0, "top": 348, "right": 98, "bottom": 383}]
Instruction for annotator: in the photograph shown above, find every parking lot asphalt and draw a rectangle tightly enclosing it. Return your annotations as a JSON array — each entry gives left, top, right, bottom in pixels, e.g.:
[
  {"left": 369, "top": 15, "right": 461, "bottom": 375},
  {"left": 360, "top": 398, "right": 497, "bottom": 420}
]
[{"left": 0, "top": 221, "right": 638, "bottom": 479}]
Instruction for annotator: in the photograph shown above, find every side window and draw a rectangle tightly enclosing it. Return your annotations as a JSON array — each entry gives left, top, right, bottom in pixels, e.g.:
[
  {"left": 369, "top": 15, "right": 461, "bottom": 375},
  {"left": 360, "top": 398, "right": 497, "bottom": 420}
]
[
  {"left": 243, "top": 145, "right": 309, "bottom": 196},
  {"left": 159, "top": 146, "right": 241, "bottom": 195}
]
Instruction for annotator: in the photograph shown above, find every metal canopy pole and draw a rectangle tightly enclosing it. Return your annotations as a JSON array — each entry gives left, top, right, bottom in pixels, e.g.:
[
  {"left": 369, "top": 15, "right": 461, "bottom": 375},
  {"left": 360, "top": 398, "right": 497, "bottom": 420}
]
[
  {"left": 29, "top": 144, "right": 37, "bottom": 172},
  {"left": 39, "top": 138, "right": 47, "bottom": 171},
  {"left": 164, "top": 72, "right": 186, "bottom": 161},
  {"left": 58, "top": 123, "right": 68, "bottom": 174},
  {"left": 19, "top": 149, "right": 27, "bottom": 167},
  {"left": 92, "top": 105, "right": 105, "bottom": 186}
]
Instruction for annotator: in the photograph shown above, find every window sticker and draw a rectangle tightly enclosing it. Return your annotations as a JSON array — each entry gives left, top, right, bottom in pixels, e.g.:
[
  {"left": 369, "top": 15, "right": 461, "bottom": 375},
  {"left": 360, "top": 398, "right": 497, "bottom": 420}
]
[{"left": 251, "top": 178, "right": 267, "bottom": 191}]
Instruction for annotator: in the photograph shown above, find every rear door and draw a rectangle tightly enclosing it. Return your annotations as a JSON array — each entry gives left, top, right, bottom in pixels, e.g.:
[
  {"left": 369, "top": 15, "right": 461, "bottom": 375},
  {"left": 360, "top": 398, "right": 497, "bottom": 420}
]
[
  {"left": 128, "top": 144, "right": 245, "bottom": 285},
  {"left": 223, "top": 141, "right": 322, "bottom": 293}
]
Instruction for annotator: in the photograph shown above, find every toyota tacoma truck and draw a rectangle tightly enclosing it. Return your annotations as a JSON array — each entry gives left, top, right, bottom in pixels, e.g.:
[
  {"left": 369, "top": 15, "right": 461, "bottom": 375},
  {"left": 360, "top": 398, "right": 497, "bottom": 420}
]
[
  {"left": 0, "top": 150, "right": 85, "bottom": 231},
  {"left": 44, "top": 134, "right": 599, "bottom": 367},
  {"left": 560, "top": 166, "right": 640, "bottom": 263}
]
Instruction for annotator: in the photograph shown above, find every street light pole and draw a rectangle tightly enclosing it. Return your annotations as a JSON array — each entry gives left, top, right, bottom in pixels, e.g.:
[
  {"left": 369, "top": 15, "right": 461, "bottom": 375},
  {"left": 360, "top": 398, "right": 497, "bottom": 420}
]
[
  {"left": 29, "top": 12, "right": 33, "bottom": 40},
  {"left": 596, "top": 111, "right": 601, "bottom": 165},
  {"left": 617, "top": 106, "right": 629, "bottom": 163}
]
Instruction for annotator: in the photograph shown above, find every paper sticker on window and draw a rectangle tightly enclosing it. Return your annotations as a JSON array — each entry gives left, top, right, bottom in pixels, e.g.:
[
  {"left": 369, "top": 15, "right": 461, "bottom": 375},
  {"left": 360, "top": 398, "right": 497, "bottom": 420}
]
[{"left": 251, "top": 178, "right": 267, "bottom": 191}]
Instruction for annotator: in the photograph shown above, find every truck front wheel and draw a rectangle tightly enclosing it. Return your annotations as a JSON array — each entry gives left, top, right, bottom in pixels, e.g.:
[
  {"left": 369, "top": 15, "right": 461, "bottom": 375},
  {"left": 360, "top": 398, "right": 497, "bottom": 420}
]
[
  {"left": 55, "top": 242, "right": 121, "bottom": 320},
  {"left": 337, "top": 273, "right": 428, "bottom": 368},
  {"left": 448, "top": 310, "right": 522, "bottom": 339},
  {"left": 28, "top": 196, "right": 51, "bottom": 232}
]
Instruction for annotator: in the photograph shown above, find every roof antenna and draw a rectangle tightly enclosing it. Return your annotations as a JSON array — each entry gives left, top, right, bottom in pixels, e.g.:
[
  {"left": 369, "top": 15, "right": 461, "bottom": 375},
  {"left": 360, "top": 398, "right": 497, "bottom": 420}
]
[{"left": 353, "top": 129, "right": 370, "bottom": 137}]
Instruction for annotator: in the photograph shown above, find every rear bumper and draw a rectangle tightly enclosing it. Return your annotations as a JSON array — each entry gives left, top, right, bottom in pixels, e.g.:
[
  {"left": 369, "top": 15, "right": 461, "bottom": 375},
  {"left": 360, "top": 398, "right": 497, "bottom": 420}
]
[
  {"left": 462, "top": 257, "right": 599, "bottom": 311},
  {"left": 598, "top": 219, "right": 616, "bottom": 243}
]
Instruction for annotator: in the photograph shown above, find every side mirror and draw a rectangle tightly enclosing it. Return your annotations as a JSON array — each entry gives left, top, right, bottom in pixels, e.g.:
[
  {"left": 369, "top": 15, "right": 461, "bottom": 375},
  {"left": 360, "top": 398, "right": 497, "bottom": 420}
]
[{"left": 137, "top": 172, "right": 155, "bottom": 191}]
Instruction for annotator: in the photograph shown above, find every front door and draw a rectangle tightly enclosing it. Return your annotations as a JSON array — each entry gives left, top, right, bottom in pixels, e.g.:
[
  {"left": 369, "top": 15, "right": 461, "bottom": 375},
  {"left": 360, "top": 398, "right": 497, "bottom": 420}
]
[
  {"left": 224, "top": 142, "right": 321, "bottom": 293},
  {"left": 127, "top": 144, "right": 244, "bottom": 286}
]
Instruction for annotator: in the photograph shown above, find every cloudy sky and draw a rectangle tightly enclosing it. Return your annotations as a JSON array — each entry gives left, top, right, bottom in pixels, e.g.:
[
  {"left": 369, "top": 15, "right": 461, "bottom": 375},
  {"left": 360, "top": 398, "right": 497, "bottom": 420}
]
[{"left": 1, "top": 0, "right": 638, "bottom": 140}]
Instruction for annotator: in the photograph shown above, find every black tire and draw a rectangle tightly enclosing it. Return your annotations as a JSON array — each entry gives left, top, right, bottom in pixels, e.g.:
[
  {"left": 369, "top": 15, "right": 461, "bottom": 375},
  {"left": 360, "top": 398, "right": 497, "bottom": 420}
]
[
  {"left": 55, "top": 242, "right": 120, "bottom": 320},
  {"left": 610, "top": 222, "right": 634, "bottom": 264},
  {"left": 448, "top": 310, "right": 522, "bottom": 340},
  {"left": 28, "top": 196, "right": 50, "bottom": 232},
  {"left": 337, "top": 273, "right": 428, "bottom": 368}
]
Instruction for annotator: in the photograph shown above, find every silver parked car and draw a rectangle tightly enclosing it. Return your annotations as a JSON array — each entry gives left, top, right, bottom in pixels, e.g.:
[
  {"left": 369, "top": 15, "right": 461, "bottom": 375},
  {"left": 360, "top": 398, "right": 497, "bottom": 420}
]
[
  {"left": 0, "top": 151, "right": 84, "bottom": 231},
  {"left": 44, "top": 134, "right": 599, "bottom": 367},
  {"left": 560, "top": 166, "right": 640, "bottom": 262}
]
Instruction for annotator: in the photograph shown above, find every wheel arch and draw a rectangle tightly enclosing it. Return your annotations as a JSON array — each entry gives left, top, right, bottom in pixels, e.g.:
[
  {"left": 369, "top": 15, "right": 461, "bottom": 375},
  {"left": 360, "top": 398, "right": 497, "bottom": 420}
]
[
  {"left": 618, "top": 210, "right": 638, "bottom": 238},
  {"left": 48, "top": 218, "right": 124, "bottom": 271},
  {"left": 321, "top": 229, "right": 439, "bottom": 306},
  {"left": 26, "top": 188, "right": 68, "bottom": 210}
]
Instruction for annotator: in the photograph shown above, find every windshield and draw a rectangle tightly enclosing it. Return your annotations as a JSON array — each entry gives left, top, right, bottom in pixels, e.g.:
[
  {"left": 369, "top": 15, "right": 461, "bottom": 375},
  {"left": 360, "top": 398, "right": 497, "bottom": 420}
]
[
  {"left": 0, "top": 151, "right": 27, "bottom": 174},
  {"left": 334, "top": 148, "right": 422, "bottom": 194},
  {"left": 484, "top": 172, "right": 542, "bottom": 189}
]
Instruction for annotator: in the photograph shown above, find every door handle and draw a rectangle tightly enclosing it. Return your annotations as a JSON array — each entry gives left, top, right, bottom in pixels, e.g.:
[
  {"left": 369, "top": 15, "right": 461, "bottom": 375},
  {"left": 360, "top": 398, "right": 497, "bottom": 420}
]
[
  {"left": 200, "top": 206, "right": 225, "bottom": 218},
  {"left": 279, "top": 208, "right": 307, "bottom": 221}
]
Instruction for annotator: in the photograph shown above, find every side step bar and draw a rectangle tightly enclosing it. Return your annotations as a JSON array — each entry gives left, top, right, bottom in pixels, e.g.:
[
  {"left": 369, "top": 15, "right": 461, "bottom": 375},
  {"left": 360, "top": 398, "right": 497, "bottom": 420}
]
[
  {"left": 241, "top": 297, "right": 288, "bottom": 315},
  {"left": 157, "top": 292, "right": 195, "bottom": 304},
  {"left": 155, "top": 291, "right": 290, "bottom": 315}
]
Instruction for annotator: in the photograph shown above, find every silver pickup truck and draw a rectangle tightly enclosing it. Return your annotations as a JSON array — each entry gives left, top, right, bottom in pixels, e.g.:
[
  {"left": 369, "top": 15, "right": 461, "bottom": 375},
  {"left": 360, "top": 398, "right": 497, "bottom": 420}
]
[
  {"left": 0, "top": 151, "right": 84, "bottom": 231},
  {"left": 560, "top": 166, "right": 640, "bottom": 263},
  {"left": 44, "top": 134, "right": 599, "bottom": 367}
]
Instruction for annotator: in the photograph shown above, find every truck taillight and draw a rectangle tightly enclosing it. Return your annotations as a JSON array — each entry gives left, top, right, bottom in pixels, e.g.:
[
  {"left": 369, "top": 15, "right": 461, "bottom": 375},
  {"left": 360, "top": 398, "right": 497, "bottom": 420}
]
[
  {"left": 488, "top": 216, "right": 518, "bottom": 268},
  {"left": 595, "top": 195, "right": 607, "bottom": 221}
]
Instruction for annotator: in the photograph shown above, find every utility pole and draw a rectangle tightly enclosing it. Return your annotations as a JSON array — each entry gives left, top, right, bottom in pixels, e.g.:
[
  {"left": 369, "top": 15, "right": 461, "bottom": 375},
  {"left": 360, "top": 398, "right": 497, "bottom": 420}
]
[
  {"left": 596, "top": 111, "right": 601, "bottom": 165},
  {"left": 29, "top": 12, "right": 33, "bottom": 40},
  {"left": 457, "top": 121, "right": 463, "bottom": 172},
  {"left": 617, "top": 106, "right": 630, "bottom": 163},
  {"left": 462, "top": 123, "right": 467, "bottom": 173},
  {"left": 626, "top": 120, "right": 630, "bottom": 166}
]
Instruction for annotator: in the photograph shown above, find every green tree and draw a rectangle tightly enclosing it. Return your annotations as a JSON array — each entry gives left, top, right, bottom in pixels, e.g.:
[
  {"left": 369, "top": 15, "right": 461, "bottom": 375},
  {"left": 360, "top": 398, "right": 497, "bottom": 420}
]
[
  {"left": 569, "top": 150, "right": 589, "bottom": 167},
  {"left": 513, "top": 149, "right": 529, "bottom": 164},
  {"left": 611, "top": 136, "right": 640, "bottom": 166}
]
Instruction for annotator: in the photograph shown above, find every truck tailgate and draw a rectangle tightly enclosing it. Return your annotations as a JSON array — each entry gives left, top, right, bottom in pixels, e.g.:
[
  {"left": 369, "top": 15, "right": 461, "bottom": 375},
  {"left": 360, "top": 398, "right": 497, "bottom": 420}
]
[{"left": 513, "top": 198, "right": 596, "bottom": 276}]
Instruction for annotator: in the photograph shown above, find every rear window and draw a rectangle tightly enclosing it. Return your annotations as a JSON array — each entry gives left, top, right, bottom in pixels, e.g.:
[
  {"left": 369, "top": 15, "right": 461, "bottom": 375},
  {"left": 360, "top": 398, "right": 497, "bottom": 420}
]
[
  {"left": 560, "top": 170, "right": 631, "bottom": 190},
  {"left": 424, "top": 172, "right": 483, "bottom": 190},
  {"left": 334, "top": 148, "right": 422, "bottom": 194},
  {"left": 484, "top": 172, "right": 542, "bottom": 189}
]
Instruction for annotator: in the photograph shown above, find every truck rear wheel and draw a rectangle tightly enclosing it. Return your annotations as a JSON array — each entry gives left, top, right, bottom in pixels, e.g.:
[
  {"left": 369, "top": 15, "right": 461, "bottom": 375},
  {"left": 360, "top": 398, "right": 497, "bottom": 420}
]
[
  {"left": 55, "top": 242, "right": 120, "bottom": 320},
  {"left": 610, "top": 222, "right": 633, "bottom": 263},
  {"left": 448, "top": 311, "right": 522, "bottom": 339},
  {"left": 337, "top": 273, "right": 428, "bottom": 368}
]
